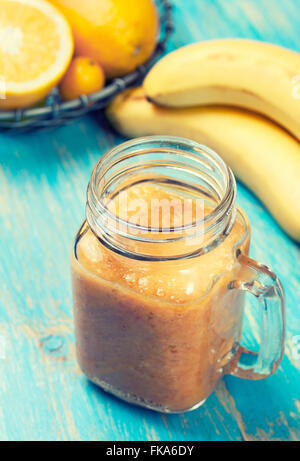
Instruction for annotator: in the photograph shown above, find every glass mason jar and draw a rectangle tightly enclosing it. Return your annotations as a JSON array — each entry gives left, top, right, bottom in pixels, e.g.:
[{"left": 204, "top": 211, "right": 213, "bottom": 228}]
[{"left": 71, "top": 136, "right": 285, "bottom": 413}]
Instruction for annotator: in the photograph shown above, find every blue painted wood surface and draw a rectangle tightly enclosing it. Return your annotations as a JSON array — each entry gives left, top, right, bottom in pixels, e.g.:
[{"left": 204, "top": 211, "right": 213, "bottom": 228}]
[{"left": 0, "top": 0, "right": 299, "bottom": 441}]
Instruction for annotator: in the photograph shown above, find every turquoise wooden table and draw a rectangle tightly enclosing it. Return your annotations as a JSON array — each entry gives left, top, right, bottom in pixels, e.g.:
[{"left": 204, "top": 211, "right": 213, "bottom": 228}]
[{"left": 0, "top": 0, "right": 300, "bottom": 442}]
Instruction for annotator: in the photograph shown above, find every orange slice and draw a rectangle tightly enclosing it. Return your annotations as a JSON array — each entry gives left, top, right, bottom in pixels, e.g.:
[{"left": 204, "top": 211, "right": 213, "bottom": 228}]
[
  {"left": 50, "top": 0, "right": 159, "bottom": 79},
  {"left": 0, "top": 0, "right": 73, "bottom": 109}
]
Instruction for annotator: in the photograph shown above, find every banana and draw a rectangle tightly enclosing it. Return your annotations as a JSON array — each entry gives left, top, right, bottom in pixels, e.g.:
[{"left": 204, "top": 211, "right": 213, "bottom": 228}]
[
  {"left": 106, "top": 87, "right": 300, "bottom": 241},
  {"left": 143, "top": 39, "right": 300, "bottom": 141}
]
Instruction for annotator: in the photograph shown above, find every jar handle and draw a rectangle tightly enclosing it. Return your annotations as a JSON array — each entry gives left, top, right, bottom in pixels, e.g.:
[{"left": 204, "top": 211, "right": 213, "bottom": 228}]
[{"left": 226, "top": 250, "right": 285, "bottom": 379}]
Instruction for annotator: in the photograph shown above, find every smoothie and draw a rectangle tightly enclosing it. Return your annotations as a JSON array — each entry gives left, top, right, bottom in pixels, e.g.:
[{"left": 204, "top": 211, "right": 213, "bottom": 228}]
[{"left": 71, "top": 183, "right": 250, "bottom": 411}]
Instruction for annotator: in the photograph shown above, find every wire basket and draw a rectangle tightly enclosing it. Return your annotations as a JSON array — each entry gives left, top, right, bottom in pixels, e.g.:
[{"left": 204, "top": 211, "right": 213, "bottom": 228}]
[{"left": 0, "top": 0, "right": 172, "bottom": 132}]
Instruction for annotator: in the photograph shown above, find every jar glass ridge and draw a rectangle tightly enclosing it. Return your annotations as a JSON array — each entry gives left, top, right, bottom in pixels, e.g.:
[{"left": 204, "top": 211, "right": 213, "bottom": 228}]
[{"left": 85, "top": 136, "right": 238, "bottom": 261}]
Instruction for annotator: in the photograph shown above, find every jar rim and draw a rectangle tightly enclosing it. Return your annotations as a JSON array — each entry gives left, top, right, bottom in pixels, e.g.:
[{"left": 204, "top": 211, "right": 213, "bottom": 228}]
[{"left": 86, "top": 136, "right": 237, "bottom": 260}]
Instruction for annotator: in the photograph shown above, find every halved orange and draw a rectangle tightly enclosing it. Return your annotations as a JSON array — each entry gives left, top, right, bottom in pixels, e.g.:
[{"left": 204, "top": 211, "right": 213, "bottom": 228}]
[{"left": 0, "top": 0, "right": 74, "bottom": 109}]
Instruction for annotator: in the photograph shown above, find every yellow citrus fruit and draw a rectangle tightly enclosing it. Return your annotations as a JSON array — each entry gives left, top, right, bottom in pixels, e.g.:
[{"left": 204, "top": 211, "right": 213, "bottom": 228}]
[
  {"left": 49, "top": 0, "right": 159, "bottom": 79},
  {"left": 59, "top": 56, "right": 105, "bottom": 101},
  {"left": 0, "top": 0, "right": 73, "bottom": 110}
]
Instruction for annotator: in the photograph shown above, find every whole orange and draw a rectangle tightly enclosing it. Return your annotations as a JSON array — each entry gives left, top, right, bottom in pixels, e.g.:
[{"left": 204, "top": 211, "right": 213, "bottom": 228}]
[
  {"left": 59, "top": 57, "right": 105, "bottom": 101},
  {"left": 49, "top": 0, "right": 159, "bottom": 79}
]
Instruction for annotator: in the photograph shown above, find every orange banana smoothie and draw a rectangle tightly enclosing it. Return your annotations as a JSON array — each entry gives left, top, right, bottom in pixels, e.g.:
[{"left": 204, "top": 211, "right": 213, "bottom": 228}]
[{"left": 71, "top": 183, "right": 250, "bottom": 412}]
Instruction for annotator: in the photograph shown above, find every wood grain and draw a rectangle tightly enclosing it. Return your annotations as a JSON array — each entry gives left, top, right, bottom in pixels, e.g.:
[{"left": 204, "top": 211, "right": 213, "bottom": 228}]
[{"left": 0, "top": 0, "right": 299, "bottom": 441}]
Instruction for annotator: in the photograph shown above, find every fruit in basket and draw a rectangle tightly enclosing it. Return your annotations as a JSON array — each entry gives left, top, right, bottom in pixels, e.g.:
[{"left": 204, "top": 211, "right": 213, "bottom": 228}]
[
  {"left": 0, "top": 0, "right": 73, "bottom": 110},
  {"left": 59, "top": 57, "right": 105, "bottom": 101},
  {"left": 144, "top": 39, "right": 300, "bottom": 142},
  {"left": 106, "top": 87, "right": 300, "bottom": 242},
  {"left": 49, "top": 0, "right": 159, "bottom": 79}
]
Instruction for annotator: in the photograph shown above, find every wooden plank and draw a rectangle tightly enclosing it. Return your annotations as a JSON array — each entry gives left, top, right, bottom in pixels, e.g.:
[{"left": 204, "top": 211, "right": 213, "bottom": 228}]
[{"left": 0, "top": 0, "right": 299, "bottom": 441}]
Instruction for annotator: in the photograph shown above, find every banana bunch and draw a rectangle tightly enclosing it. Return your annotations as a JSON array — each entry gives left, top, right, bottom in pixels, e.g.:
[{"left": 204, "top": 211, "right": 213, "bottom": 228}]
[{"left": 106, "top": 39, "right": 300, "bottom": 241}]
